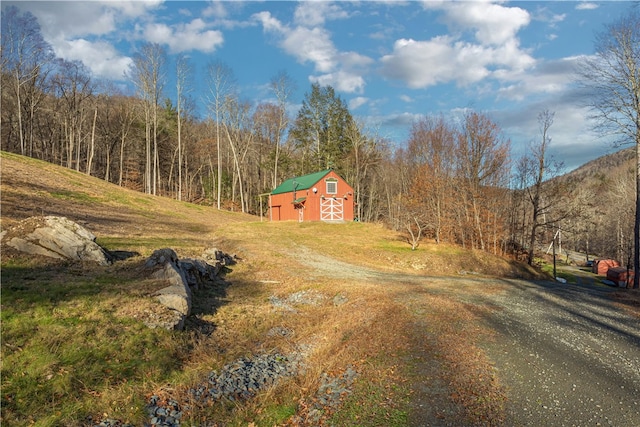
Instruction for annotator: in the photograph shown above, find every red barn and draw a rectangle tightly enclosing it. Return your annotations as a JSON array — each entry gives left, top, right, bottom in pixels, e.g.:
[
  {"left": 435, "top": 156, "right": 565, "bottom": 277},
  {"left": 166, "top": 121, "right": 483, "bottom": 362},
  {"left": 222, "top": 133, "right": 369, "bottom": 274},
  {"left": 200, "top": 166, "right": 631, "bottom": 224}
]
[{"left": 269, "top": 169, "right": 354, "bottom": 222}]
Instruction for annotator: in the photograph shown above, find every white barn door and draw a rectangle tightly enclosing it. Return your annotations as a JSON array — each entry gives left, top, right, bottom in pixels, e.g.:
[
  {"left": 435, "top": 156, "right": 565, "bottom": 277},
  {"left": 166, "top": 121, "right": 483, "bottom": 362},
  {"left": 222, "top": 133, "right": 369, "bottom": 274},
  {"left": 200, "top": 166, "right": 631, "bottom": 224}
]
[{"left": 320, "top": 197, "right": 344, "bottom": 222}]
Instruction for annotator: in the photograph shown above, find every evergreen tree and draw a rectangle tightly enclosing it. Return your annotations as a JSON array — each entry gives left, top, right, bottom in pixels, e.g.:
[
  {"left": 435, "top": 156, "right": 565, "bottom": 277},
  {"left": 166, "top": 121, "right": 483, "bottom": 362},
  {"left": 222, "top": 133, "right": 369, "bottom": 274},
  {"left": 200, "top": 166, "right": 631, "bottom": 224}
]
[{"left": 290, "top": 83, "right": 354, "bottom": 174}]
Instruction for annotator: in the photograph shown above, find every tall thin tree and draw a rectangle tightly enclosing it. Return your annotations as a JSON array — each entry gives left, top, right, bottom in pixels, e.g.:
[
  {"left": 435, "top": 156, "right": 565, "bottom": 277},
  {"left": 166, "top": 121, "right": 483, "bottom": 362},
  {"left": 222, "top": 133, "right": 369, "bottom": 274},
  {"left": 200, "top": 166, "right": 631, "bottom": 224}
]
[
  {"left": 269, "top": 71, "right": 295, "bottom": 189},
  {"left": 128, "top": 43, "right": 166, "bottom": 195},
  {"left": 206, "top": 61, "right": 235, "bottom": 209},
  {"left": 175, "top": 54, "right": 192, "bottom": 201},
  {"left": 1, "top": 6, "right": 53, "bottom": 156}
]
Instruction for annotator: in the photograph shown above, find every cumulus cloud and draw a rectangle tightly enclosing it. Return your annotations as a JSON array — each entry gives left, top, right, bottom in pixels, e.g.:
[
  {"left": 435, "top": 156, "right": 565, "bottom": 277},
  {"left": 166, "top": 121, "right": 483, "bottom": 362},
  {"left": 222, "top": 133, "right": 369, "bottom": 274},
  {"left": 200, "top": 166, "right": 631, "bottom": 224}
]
[
  {"left": 311, "top": 70, "right": 366, "bottom": 93},
  {"left": 55, "top": 39, "right": 133, "bottom": 80},
  {"left": 4, "top": 0, "right": 162, "bottom": 81},
  {"left": 141, "top": 19, "right": 224, "bottom": 53},
  {"left": 576, "top": 2, "right": 599, "bottom": 11},
  {"left": 496, "top": 56, "right": 580, "bottom": 101},
  {"left": 349, "top": 96, "right": 369, "bottom": 110},
  {"left": 280, "top": 26, "right": 337, "bottom": 72},
  {"left": 293, "top": 1, "right": 350, "bottom": 27},
  {"left": 9, "top": 0, "right": 162, "bottom": 40},
  {"left": 382, "top": 1, "right": 534, "bottom": 89},
  {"left": 380, "top": 36, "right": 534, "bottom": 89},
  {"left": 424, "top": 0, "right": 530, "bottom": 45},
  {"left": 253, "top": 4, "right": 372, "bottom": 94}
]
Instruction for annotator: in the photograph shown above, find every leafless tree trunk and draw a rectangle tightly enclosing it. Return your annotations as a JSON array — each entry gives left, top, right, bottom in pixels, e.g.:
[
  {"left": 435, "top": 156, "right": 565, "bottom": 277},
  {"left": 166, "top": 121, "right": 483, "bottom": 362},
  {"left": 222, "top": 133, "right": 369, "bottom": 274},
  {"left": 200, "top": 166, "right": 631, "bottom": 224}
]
[
  {"left": 1, "top": 6, "right": 53, "bottom": 156},
  {"left": 269, "top": 71, "right": 295, "bottom": 189},
  {"left": 456, "top": 111, "right": 511, "bottom": 252},
  {"left": 206, "top": 61, "right": 235, "bottom": 209},
  {"left": 128, "top": 43, "right": 166, "bottom": 195},
  {"left": 86, "top": 104, "right": 97, "bottom": 175},
  {"left": 175, "top": 55, "right": 192, "bottom": 201}
]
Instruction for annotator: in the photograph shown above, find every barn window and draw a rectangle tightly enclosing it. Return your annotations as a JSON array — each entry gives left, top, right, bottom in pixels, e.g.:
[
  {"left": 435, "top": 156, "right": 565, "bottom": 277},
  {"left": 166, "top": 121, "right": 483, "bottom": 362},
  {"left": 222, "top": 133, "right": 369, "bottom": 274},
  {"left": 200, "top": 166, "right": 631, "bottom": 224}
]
[{"left": 326, "top": 178, "right": 338, "bottom": 194}]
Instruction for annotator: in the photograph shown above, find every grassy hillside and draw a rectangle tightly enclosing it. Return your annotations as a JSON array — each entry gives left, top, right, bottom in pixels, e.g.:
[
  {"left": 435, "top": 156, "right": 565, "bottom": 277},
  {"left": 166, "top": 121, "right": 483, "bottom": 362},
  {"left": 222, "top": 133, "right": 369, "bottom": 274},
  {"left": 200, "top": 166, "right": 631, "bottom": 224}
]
[{"left": 1, "top": 151, "right": 540, "bottom": 426}]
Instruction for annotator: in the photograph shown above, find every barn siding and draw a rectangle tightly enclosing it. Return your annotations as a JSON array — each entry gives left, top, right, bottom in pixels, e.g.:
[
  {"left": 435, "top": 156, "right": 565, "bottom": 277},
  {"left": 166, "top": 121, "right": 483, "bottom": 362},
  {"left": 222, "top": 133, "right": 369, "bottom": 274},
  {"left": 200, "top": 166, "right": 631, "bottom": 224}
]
[{"left": 269, "top": 170, "right": 354, "bottom": 222}]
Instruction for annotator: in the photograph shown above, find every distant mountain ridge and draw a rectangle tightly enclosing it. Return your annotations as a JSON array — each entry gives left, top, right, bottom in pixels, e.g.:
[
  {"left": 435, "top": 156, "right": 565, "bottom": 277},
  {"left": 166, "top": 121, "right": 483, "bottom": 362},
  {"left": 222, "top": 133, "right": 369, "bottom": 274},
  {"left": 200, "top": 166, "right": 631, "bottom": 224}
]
[{"left": 561, "top": 146, "right": 635, "bottom": 183}]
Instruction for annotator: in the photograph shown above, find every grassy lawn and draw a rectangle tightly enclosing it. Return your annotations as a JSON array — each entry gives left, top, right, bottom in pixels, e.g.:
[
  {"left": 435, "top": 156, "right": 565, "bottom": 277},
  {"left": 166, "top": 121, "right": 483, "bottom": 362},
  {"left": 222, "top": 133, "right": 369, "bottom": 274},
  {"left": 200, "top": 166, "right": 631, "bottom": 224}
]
[{"left": 1, "top": 151, "right": 538, "bottom": 426}]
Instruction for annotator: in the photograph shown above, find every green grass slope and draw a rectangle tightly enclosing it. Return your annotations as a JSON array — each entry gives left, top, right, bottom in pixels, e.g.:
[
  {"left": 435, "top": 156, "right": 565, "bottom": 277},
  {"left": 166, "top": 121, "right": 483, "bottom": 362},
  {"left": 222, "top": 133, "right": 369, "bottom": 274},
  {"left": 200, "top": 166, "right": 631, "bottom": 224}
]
[{"left": 1, "top": 151, "right": 538, "bottom": 426}]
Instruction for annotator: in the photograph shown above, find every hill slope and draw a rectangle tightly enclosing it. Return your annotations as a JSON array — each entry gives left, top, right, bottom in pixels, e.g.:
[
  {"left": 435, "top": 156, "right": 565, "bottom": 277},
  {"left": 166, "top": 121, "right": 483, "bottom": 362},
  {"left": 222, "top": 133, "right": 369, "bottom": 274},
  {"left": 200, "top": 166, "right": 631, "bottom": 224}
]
[
  {"left": 1, "top": 151, "right": 539, "bottom": 426},
  {"left": 561, "top": 146, "right": 634, "bottom": 184}
]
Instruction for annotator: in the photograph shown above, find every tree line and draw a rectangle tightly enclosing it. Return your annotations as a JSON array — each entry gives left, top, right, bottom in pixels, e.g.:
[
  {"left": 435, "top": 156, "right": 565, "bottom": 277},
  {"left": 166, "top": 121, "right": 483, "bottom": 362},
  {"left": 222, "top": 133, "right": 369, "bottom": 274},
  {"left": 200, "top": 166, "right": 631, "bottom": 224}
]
[{"left": 2, "top": 5, "right": 638, "bottom": 278}]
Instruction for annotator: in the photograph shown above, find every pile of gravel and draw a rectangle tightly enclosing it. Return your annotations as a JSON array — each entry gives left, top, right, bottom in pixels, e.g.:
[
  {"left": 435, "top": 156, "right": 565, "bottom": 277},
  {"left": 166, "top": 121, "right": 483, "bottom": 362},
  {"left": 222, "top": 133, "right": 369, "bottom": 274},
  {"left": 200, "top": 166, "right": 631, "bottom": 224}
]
[
  {"left": 188, "top": 352, "right": 303, "bottom": 403},
  {"left": 92, "top": 350, "right": 305, "bottom": 427},
  {"left": 288, "top": 366, "right": 358, "bottom": 426},
  {"left": 269, "top": 290, "right": 327, "bottom": 312},
  {"left": 146, "top": 396, "right": 182, "bottom": 426}
]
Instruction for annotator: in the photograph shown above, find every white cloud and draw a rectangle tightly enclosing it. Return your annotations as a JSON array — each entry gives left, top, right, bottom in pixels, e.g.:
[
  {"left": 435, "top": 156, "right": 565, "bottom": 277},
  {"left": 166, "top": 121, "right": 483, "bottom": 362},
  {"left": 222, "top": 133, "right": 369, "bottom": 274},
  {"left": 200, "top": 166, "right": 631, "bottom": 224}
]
[
  {"left": 252, "top": 11, "right": 284, "bottom": 32},
  {"left": 293, "top": 1, "right": 350, "bottom": 27},
  {"left": 532, "top": 7, "right": 567, "bottom": 27},
  {"left": 4, "top": 0, "right": 161, "bottom": 81},
  {"left": 424, "top": 0, "right": 530, "bottom": 45},
  {"left": 349, "top": 96, "right": 369, "bottom": 110},
  {"left": 202, "top": 0, "right": 229, "bottom": 18},
  {"left": 576, "top": 2, "right": 599, "bottom": 11},
  {"left": 11, "top": 0, "right": 162, "bottom": 40},
  {"left": 55, "top": 39, "right": 132, "bottom": 81},
  {"left": 253, "top": 5, "right": 372, "bottom": 94},
  {"left": 381, "top": 1, "right": 534, "bottom": 90},
  {"left": 141, "top": 19, "right": 224, "bottom": 53},
  {"left": 281, "top": 26, "right": 337, "bottom": 72},
  {"left": 496, "top": 57, "right": 579, "bottom": 101},
  {"left": 383, "top": 111, "right": 423, "bottom": 128},
  {"left": 310, "top": 70, "right": 366, "bottom": 93},
  {"left": 380, "top": 36, "right": 534, "bottom": 89}
]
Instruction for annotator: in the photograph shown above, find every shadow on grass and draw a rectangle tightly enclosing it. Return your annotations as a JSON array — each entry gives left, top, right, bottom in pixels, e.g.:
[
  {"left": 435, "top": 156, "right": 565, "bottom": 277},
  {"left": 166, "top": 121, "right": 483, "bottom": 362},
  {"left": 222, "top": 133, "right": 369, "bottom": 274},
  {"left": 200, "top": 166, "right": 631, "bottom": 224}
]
[{"left": 184, "top": 272, "right": 232, "bottom": 336}]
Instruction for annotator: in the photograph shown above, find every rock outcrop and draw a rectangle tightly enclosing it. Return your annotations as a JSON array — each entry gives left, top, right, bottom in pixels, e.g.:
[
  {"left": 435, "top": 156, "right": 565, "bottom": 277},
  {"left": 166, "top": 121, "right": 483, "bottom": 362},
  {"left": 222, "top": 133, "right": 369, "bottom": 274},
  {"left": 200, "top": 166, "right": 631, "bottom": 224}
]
[
  {"left": 3, "top": 215, "right": 237, "bottom": 331},
  {"left": 144, "top": 247, "right": 236, "bottom": 330},
  {"left": 145, "top": 248, "right": 193, "bottom": 323},
  {"left": 3, "top": 216, "right": 112, "bottom": 265}
]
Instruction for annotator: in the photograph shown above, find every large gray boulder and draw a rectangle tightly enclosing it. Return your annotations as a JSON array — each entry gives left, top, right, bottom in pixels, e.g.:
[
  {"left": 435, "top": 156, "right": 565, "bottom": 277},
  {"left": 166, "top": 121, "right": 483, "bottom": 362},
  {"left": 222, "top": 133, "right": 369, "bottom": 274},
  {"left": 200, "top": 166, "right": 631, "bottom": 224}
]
[
  {"left": 145, "top": 248, "right": 192, "bottom": 315},
  {"left": 4, "top": 216, "right": 112, "bottom": 265},
  {"left": 143, "top": 248, "right": 235, "bottom": 330}
]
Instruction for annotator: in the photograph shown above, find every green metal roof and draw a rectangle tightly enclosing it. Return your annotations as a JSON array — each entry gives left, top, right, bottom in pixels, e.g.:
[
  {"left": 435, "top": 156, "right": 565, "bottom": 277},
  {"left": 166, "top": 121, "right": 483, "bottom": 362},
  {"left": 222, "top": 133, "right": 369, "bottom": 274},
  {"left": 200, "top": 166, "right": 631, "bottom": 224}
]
[{"left": 271, "top": 169, "right": 332, "bottom": 195}]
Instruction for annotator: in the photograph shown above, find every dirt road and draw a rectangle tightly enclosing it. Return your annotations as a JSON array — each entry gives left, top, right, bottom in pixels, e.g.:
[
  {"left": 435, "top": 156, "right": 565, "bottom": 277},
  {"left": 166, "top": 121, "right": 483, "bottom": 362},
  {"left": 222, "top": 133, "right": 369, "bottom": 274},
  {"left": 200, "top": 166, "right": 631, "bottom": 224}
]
[
  {"left": 480, "top": 279, "right": 640, "bottom": 426},
  {"left": 292, "top": 246, "right": 640, "bottom": 426}
]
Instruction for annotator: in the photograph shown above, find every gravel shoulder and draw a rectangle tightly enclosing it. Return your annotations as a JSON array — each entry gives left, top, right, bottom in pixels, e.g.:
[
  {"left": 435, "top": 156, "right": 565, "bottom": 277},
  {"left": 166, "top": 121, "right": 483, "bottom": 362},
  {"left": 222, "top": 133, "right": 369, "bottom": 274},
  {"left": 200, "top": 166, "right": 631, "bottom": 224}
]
[
  {"left": 479, "top": 279, "right": 640, "bottom": 427},
  {"left": 289, "top": 245, "right": 640, "bottom": 426}
]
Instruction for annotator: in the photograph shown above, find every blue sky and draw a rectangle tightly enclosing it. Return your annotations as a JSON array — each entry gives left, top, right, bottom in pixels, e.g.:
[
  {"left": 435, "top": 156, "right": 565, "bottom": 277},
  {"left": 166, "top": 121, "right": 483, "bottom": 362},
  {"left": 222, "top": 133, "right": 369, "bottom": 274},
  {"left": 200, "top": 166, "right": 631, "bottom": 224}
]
[{"left": 5, "top": 1, "right": 634, "bottom": 171}]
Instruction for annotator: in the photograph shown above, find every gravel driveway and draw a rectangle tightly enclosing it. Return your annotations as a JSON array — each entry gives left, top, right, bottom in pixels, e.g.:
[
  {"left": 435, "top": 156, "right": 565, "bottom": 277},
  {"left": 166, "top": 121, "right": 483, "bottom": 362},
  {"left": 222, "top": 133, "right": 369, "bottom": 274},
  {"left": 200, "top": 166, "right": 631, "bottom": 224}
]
[
  {"left": 290, "top": 245, "right": 640, "bottom": 426},
  {"left": 479, "top": 279, "right": 640, "bottom": 427}
]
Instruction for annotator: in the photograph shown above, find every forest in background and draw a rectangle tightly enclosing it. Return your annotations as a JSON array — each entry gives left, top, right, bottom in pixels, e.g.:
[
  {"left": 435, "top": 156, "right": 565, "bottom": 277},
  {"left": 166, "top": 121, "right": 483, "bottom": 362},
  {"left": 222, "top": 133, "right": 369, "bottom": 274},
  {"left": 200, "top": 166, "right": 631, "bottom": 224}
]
[{"left": 1, "top": 5, "right": 636, "bottom": 266}]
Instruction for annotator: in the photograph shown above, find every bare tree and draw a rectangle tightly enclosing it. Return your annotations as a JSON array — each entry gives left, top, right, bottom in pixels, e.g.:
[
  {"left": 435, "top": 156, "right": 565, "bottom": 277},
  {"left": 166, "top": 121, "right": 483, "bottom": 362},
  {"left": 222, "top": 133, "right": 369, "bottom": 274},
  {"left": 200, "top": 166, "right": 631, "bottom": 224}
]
[
  {"left": 519, "top": 110, "right": 571, "bottom": 265},
  {"left": 206, "top": 61, "right": 235, "bottom": 209},
  {"left": 221, "top": 95, "right": 252, "bottom": 212},
  {"left": 456, "top": 111, "right": 511, "bottom": 251},
  {"left": 128, "top": 43, "right": 166, "bottom": 195},
  {"left": 407, "top": 115, "right": 457, "bottom": 243},
  {"left": 269, "top": 71, "right": 295, "bottom": 189},
  {"left": 578, "top": 9, "right": 640, "bottom": 288},
  {"left": 175, "top": 54, "right": 192, "bottom": 201},
  {"left": 1, "top": 6, "right": 53, "bottom": 156},
  {"left": 51, "top": 59, "right": 94, "bottom": 171}
]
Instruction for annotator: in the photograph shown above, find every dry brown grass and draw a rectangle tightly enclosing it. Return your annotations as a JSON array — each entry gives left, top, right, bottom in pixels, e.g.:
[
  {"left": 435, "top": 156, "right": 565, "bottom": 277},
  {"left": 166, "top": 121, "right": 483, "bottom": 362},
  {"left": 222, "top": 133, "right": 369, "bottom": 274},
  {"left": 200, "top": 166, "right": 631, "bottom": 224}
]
[{"left": 2, "top": 151, "right": 518, "bottom": 426}]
